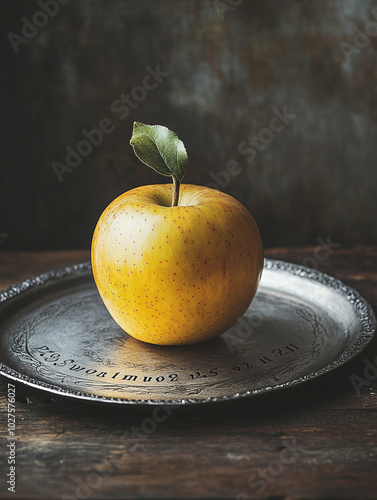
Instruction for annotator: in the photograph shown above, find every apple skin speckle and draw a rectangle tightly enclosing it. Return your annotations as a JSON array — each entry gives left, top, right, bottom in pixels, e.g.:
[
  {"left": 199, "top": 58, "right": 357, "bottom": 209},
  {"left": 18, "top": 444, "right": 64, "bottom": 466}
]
[{"left": 91, "top": 184, "right": 263, "bottom": 346}]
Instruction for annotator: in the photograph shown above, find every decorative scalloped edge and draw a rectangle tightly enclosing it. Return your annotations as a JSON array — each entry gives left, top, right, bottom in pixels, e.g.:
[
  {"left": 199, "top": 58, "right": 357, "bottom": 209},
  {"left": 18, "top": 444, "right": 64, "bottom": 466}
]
[{"left": 0, "top": 259, "right": 375, "bottom": 406}]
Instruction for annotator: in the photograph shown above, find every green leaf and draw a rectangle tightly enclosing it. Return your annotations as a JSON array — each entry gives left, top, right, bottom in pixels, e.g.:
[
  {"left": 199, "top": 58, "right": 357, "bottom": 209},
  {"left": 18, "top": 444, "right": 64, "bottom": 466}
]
[{"left": 129, "top": 122, "right": 187, "bottom": 182}]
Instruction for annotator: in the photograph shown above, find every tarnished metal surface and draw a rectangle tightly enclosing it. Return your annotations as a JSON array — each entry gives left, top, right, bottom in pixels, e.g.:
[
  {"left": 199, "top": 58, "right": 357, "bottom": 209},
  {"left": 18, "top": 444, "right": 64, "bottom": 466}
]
[
  {"left": 2, "top": 1, "right": 377, "bottom": 249},
  {"left": 0, "top": 260, "right": 375, "bottom": 405}
]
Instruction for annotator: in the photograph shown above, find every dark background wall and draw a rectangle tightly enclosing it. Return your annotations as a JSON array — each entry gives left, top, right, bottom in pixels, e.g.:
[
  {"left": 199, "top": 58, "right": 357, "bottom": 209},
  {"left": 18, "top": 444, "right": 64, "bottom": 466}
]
[{"left": 1, "top": 0, "right": 377, "bottom": 251}]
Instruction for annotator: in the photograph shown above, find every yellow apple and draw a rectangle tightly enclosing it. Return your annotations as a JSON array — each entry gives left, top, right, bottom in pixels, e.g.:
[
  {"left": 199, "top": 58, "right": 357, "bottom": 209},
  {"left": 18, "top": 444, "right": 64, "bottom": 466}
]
[
  {"left": 92, "top": 182, "right": 263, "bottom": 345},
  {"left": 91, "top": 122, "right": 263, "bottom": 345}
]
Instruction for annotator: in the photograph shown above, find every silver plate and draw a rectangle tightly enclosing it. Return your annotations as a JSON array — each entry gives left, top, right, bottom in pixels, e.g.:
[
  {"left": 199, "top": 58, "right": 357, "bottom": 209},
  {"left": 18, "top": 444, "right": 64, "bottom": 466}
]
[{"left": 0, "top": 260, "right": 375, "bottom": 405}]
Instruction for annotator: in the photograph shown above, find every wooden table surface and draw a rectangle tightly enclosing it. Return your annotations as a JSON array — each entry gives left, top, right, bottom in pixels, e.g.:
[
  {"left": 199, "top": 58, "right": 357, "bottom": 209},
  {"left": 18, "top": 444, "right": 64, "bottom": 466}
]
[{"left": 0, "top": 247, "right": 376, "bottom": 500}]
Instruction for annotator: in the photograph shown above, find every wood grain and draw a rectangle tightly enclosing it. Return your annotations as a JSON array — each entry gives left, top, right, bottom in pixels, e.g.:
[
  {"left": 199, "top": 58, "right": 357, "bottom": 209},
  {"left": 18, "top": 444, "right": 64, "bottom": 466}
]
[{"left": 0, "top": 248, "right": 376, "bottom": 499}]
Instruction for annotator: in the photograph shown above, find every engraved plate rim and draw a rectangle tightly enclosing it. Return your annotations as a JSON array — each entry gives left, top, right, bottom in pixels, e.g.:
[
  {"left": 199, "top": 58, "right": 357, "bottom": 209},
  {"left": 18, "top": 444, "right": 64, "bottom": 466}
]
[{"left": 0, "top": 259, "right": 375, "bottom": 406}]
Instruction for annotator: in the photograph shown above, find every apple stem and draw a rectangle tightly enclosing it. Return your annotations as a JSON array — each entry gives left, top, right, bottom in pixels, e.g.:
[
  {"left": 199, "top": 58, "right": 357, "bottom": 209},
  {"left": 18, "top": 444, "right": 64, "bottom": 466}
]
[{"left": 172, "top": 175, "right": 180, "bottom": 207}]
